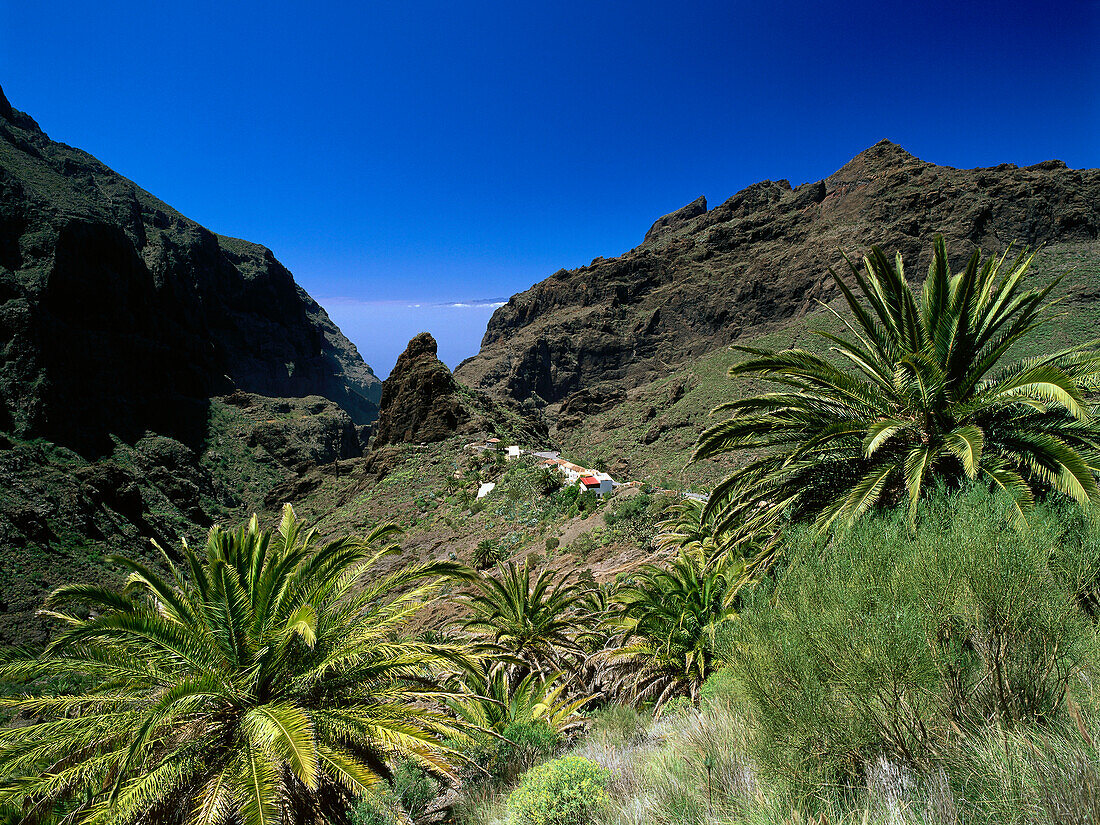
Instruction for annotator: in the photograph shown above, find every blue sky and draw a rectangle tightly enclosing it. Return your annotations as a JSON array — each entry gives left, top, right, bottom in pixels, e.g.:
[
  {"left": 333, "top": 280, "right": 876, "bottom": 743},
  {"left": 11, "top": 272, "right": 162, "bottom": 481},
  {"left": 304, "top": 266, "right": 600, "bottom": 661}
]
[{"left": 3, "top": 1, "right": 1098, "bottom": 375}]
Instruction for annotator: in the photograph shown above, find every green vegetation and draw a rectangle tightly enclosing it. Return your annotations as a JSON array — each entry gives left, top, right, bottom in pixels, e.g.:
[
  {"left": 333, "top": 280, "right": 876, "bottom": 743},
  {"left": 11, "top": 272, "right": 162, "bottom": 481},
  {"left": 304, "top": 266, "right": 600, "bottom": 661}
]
[
  {"left": 735, "top": 487, "right": 1100, "bottom": 794},
  {"left": 348, "top": 762, "right": 440, "bottom": 825},
  {"left": 9, "top": 237, "right": 1100, "bottom": 824},
  {"left": 460, "top": 559, "right": 595, "bottom": 679},
  {"left": 472, "top": 538, "right": 508, "bottom": 569},
  {"left": 506, "top": 756, "right": 610, "bottom": 825},
  {"left": 450, "top": 492, "right": 1100, "bottom": 825},
  {"left": 604, "top": 548, "right": 740, "bottom": 707},
  {"left": 448, "top": 666, "right": 590, "bottom": 739},
  {"left": 695, "top": 238, "right": 1100, "bottom": 538},
  {"left": 0, "top": 507, "right": 473, "bottom": 825},
  {"left": 445, "top": 239, "right": 1100, "bottom": 825}
]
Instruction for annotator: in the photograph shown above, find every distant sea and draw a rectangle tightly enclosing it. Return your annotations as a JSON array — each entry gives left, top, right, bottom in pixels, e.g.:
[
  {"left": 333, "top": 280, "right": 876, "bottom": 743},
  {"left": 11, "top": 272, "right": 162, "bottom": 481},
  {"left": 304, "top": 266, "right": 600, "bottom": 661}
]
[{"left": 320, "top": 297, "right": 507, "bottom": 379}]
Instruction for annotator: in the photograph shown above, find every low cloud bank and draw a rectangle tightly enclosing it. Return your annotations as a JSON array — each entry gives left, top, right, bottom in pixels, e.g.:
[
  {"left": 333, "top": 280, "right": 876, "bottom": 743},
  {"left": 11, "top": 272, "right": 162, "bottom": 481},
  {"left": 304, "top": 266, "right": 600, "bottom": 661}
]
[{"left": 320, "top": 297, "right": 507, "bottom": 378}]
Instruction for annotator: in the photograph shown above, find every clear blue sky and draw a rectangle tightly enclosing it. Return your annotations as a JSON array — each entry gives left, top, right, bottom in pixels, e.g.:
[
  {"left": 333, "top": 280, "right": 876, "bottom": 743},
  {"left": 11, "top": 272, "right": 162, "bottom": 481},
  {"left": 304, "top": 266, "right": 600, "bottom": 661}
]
[{"left": 3, "top": 1, "right": 1098, "bottom": 375}]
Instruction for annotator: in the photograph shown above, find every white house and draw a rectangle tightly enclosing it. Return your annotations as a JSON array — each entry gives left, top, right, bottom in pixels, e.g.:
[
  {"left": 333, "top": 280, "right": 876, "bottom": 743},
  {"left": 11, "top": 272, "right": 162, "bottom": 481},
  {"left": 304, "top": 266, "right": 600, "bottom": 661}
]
[
  {"left": 539, "top": 457, "right": 615, "bottom": 494},
  {"left": 506, "top": 445, "right": 521, "bottom": 460},
  {"left": 540, "top": 458, "right": 587, "bottom": 483},
  {"left": 477, "top": 482, "right": 496, "bottom": 499},
  {"left": 578, "top": 472, "right": 614, "bottom": 496}
]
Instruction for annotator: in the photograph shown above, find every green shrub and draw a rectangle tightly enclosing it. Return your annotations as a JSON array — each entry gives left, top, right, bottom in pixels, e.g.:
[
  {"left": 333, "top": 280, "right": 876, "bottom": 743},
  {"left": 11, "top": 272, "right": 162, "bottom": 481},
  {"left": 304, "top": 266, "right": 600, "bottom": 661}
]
[
  {"left": 348, "top": 761, "right": 440, "bottom": 825},
  {"left": 733, "top": 485, "right": 1100, "bottom": 792},
  {"left": 603, "top": 492, "right": 651, "bottom": 528},
  {"left": 499, "top": 720, "right": 561, "bottom": 775},
  {"left": 545, "top": 536, "right": 560, "bottom": 551},
  {"left": 464, "top": 720, "right": 562, "bottom": 789},
  {"left": 507, "top": 755, "right": 610, "bottom": 825},
  {"left": 556, "top": 485, "right": 579, "bottom": 506},
  {"left": 577, "top": 491, "right": 599, "bottom": 515},
  {"left": 569, "top": 533, "right": 598, "bottom": 558},
  {"left": 472, "top": 538, "right": 507, "bottom": 569}
]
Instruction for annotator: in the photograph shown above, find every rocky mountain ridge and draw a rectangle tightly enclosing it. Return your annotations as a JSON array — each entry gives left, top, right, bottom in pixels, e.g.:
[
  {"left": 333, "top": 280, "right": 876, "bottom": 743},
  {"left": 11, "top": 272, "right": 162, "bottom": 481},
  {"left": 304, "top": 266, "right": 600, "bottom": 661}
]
[
  {"left": 455, "top": 140, "right": 1100, "bottom": 415},
  {"left": 0, "top": 83, "right": 381, "bottom": 456}
]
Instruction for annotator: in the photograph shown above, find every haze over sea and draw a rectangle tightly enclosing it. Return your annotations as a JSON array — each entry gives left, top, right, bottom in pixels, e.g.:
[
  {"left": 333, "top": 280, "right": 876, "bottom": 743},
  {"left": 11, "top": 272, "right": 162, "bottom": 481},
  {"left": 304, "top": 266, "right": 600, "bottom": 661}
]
[{"left": 321, "top": 298, "right": 506, "bottom": 378}]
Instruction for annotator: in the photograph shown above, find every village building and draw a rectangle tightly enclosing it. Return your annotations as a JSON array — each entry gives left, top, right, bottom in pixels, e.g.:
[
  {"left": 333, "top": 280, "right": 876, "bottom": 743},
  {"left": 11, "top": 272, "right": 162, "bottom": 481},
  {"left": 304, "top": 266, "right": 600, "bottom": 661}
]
[
  {"left": 579, "top": 472, "right": 614, "bottom": 496},
  {"left": 539, "top": 456, "right": 615, "bottom": 495}
]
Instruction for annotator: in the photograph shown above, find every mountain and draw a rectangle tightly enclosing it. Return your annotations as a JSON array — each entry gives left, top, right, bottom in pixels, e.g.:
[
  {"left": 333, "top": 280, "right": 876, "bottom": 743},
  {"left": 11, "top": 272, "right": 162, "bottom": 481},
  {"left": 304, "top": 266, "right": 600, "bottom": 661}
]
[
  {"left": 372, "top": 332, "right": 547, "bottom": 449},
  {"left": 0, "top": 83, "right": 380, "bottom": 456},
  {"left": 455, "top": 141, "right": 1100, "bottom": 415},
  {"left": 0, "top": 86, "right": 382, "bottom": 645}
]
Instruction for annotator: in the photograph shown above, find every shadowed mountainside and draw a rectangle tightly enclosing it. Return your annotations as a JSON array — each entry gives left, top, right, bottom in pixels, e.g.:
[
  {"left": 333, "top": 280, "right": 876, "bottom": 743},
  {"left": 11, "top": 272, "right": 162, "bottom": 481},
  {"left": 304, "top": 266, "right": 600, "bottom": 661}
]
[
  {"left": 0, "top": 86, "right": 384, "bottom": 645},
  {"left": 0, "top": 83, "right": 380, "bottom": 457}
]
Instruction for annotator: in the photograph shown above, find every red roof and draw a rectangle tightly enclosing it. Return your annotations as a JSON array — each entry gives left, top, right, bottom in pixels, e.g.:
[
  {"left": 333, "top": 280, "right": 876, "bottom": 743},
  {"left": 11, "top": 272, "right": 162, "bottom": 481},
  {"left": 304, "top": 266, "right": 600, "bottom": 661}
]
[{"left": 580, "top": 476, "right": 601, "bottom": 487}]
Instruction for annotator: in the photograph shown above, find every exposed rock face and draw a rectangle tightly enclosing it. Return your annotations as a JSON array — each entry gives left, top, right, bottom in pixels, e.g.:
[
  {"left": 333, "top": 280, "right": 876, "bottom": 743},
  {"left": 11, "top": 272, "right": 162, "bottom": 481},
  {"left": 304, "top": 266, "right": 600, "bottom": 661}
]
[
  {"left": 456, "top": 140, "right": 1100, "bottom": 410},
  {"left": 218, "top": 392, "right": 364, "bottom": 471},
  {"left": 644, "top": 195, "right": 707, "bottom": 242},
  {"left": 372, "top": 332, "right": 550, "bottom": 451},
  {"left": 0, "top": 84, "right": 381, "bottom": 456},
  {"left": 372, "top": 333, "right": 472, "bottom": 446}
]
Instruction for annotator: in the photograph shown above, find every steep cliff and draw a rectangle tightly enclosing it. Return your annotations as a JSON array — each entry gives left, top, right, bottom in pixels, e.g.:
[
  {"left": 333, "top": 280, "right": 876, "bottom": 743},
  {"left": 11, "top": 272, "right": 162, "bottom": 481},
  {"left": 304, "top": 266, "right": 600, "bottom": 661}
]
[
  {"left": 455, "top": 141, "right": 1100, "bottom": 409},
  {"left": 0, "top": 83, "right": 380, "bottom": 456}
]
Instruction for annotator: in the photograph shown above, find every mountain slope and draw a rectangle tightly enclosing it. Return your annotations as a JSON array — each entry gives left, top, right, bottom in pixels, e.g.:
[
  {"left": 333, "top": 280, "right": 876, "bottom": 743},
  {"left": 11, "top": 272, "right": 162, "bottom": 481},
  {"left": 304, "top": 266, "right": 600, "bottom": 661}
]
[
  {"left": 0, "top": 86, "right": 382, "bottom": 645},
  {"left": 0, "top": 83, "right": 380, "bottom": 456},
  {"left": 455, "top": 141, "right": 1100, "bottom": 412}
]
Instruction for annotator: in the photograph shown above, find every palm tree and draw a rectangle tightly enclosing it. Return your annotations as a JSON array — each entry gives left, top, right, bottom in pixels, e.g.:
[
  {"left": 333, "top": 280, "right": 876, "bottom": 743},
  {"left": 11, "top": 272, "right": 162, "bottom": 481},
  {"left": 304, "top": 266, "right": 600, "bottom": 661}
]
[
  {"left": 0, "top": 507, "right": 475, "bottom": 825},
  {"left": 653, "top": 498, "right": 736, "bottom": 561},
  {"left": 447, "top": 665, "right": 592, "bottom": 737},
  {"left": 533, "top": 467, "right": 563, "bottom": 497},
  {"left": 602, "top": 550, "right": 742, "bottom": 708},
  {"left": 654, "top": 497, "right": 782, "bottom": 581},
  {"left": 458, "top": 559, "right": 594, "bottom": 680},
  {"left": 694, "top": 237, "right": 1100, "bottom": 534}
]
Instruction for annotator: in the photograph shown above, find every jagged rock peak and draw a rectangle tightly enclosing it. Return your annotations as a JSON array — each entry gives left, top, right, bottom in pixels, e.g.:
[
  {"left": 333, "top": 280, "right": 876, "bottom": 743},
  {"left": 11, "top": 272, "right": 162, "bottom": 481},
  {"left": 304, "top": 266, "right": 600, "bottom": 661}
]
[
  {"left": 372, "top": 333, "right": 468, "bottom": 448},
  {"left": 402, "top": 331, "right": 440, "bottom": 361},
  {"left": 854, "top": 138, "right": 919, "bottom": 167},
  {"left": 644, "top": 195, "right": 708, "bottom": 242},
  {"left": 827, "top": 139, "right": 924, "bottom": 186},
  {"left": 0, "top": 83, "right": 12, "bottom": 120}
]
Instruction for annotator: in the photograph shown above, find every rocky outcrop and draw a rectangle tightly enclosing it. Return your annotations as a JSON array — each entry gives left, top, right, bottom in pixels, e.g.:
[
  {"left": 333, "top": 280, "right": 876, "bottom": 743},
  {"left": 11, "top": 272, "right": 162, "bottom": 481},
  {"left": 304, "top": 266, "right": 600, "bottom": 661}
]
[
  {"left": 372, "top": 333, "right": 473, "bottom": 446},
  {"left": 218, "top": 392, "right": 364, "bottom": 471},
  {"left": 456, "top": 140, "right": 1100, "bottom": 409},
  {"left": 372, "top": 332, "right": 549, "bottom": 451},
  {"left": 644, "top": 195, "right": 707, "bottom": 242},
  {"left": 0, "top": 83, "right": 381, "bottom": 456}
]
